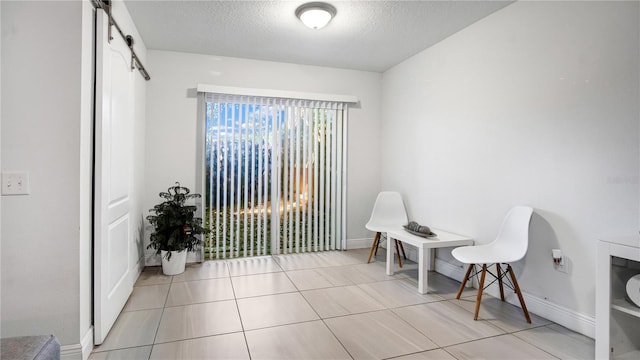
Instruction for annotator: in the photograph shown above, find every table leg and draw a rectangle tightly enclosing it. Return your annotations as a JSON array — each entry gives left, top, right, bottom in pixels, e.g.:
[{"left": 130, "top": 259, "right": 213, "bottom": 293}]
[
  {"left": 386, "top": 235, "right": 394, "bottom": 275},
  {"left": 428, "top": 248, "right": 436, "bottom": 271},
  {"left": 418, "top": 247, "right": 428, "bottom": 294}
]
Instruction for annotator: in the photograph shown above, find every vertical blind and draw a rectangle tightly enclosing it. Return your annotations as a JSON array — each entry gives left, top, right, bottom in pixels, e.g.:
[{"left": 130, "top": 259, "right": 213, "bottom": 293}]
[{"left": 204, "top": 93, "right": 348, "bottom": 259}]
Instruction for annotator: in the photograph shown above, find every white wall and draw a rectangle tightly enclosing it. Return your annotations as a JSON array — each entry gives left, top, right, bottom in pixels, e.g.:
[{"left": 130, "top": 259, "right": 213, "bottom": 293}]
[
  {"left": 1, "top": 0, "right": 85, "bottom": 346},
  {"left": 1, "top": 1, "right": 147, "bottom": 357},
  {"left": 143, "top": 50, "right": 382, "bottom": 262},
  {"left": 0, "top": 0, "right": 3, "bottom": 340},
  {"left": 381, "top": 0, "right": 639, "bottom": 336}
]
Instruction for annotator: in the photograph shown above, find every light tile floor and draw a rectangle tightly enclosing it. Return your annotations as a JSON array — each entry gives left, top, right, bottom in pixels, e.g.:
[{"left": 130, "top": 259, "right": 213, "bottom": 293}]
[{"left": 90, "top": 249, "right": 594, "bottom": 359}]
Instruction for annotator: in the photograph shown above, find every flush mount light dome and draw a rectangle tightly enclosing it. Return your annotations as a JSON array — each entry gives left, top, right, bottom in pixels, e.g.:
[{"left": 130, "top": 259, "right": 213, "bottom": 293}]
[{"left": 296, "top": 2, "right": 337, "bottom": 29}]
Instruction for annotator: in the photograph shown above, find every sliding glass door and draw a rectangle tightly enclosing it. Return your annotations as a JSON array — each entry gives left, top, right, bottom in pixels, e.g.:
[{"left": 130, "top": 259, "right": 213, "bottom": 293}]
[{"left": 204, "top": 94, "right": 346, "bottom": 259}]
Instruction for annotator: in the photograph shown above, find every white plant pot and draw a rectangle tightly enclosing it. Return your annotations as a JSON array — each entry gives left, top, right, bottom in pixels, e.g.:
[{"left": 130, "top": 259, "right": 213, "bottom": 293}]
[{"left": 161, "top": 250, "right": 187, "bottom": 275}]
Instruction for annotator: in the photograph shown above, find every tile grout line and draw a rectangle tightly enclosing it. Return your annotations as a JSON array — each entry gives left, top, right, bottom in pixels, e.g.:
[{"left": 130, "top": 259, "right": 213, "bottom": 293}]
[
  {"left": 280, "top": 252, "right": 462, "bottom": 359},
  {"left": 508, "top": 324, "right": 565, "bottom": 359},
  {"left": 280, "top": 256, "right": 361, "bottom": 360},
  {"left": 227, "top": 259, "right": 254, "bottom": 360},
  {"left": 95, "top": 250, "right": 591, "bottom": 359},
  {"left": 146, "top": 270, "right": 174, "bottom": 360},
  {"left": 398, "top": 307, "right": 560, "bottom": 360}
]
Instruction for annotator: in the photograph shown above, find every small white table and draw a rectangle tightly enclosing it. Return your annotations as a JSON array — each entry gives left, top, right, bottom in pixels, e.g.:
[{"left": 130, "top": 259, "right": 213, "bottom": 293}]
[{"left": 386, "top": 228, "right": 473, "bottom": 294}]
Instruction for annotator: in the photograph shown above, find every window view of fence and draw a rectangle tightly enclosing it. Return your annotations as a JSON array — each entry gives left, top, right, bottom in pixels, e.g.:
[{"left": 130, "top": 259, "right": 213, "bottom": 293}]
[{"left": 204, "top": 94, "right": 346, "bottom": 259}]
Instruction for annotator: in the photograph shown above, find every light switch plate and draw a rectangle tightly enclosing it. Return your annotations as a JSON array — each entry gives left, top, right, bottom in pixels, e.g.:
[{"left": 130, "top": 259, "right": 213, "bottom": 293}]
[{"left": 2, "top": 171, "right": 30, "bottom": 195}]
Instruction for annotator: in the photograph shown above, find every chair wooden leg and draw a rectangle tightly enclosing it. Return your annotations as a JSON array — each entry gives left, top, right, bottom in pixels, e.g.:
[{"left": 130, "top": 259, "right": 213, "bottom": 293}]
[
  {"left": 394, "top": 240, "right": 403, "bottom": 268},
  {"left": 367, "top": 232, "right": 381, "bottom": 263},
  {"left": 496, "top": 263, "right": 505, "bottom": 301},
  {"left": 507, "top": 264, "right": 532, "bottom": 323},
  {"left": 456, "top": 264, "right": 474, "bottom": 299},
  {"left": 474, "top": 264, "right": 487, "bottom": 320},
  {"left": 398, "top": 241, "right": 407, "bottom": 259},
  {"left": 374, "top": 233, "right": 382, "bottom": 256}
]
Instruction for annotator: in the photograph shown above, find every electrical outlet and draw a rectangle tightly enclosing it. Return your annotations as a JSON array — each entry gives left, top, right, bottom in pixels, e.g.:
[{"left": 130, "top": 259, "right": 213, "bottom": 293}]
[
  {"left": 2, "top": 171, "right": 30, "bottom": 195},
  {"left": 554, "top": 256, "right": 569, "bottom": 273}
]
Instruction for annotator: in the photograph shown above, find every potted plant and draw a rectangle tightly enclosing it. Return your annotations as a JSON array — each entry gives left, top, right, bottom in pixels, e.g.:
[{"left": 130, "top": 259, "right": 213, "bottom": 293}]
[{"left": 147, "top": 182, "right": 206, "bottom": 275}]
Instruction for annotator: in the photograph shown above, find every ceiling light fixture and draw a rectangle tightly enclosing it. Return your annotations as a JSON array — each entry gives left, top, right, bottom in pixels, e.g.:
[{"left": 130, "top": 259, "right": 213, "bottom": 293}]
[{"left": 295, "top": 2, "right": 337, "bottom": 30}]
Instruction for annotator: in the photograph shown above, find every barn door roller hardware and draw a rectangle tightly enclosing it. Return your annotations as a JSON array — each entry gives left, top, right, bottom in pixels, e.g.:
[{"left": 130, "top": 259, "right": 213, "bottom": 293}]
[{"left": 91, "top": 0, "right": 151, "bottom": 81}]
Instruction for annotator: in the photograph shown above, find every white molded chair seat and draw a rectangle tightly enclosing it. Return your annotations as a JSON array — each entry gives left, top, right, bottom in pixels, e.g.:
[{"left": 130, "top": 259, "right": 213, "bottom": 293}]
[
  {"left": 452, "top": 245, "right": 522, "bottom": 265},
  {"left": 452, "top": 205, "right": 534, "bottom": 323},
  {"left": 366, "top": 191, "right": 408, "bottom": 266}
]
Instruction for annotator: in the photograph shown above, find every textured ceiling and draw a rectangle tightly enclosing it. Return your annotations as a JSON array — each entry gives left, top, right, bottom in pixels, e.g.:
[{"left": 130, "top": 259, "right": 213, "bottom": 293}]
[{"left": 123, "top": 0, "right": 513, "bottom": 72}]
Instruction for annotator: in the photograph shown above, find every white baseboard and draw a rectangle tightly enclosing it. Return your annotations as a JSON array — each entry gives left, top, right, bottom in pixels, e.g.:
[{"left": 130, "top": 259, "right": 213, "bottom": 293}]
[
  {"left": 60, "top": 326, "right": 93, "bottom": 360},
  {"left": 483, "top": 286, "right": 595, "bottom": 339},
  {"left": 387, "top": 240, "right": 596, "bottom": 338},
  {"left": 345, "top": 237, "right": 373, "bottom": 249},
  {"left": 434, "top": 260, "right": 595, "bottom": 339},
  {"left": 144, "top": 250, "right": 209, "bottom": 266},
  {"left": 144, "top": 238, "right": 373, "bottom": 264},
  {"left": 385, "top": 240, "right": 595, "bottom": 338},
  {"left": 139, "top": 235, "right": 597, "bottom": 339},
  {"left": 145, "top": 250, "right": 161, "bottom": 266},
  {"left": 60, "top": 344, "right": 82, "bottom": 360},
  {"left": 434, "top": 257, "right": 468, "bottom": 283},
  {"left": 81, "top": 326, "right": 94, "bottom": 360}
]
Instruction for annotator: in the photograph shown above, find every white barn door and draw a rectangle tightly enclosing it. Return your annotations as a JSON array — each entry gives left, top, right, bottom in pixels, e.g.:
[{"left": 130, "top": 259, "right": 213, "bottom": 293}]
[{"left": 93, "top": 8, "right": 134, "bottom": 345}]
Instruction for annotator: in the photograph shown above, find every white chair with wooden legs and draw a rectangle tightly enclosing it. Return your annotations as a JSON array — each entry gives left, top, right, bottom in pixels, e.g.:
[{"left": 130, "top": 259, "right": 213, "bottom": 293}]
[
  {"left": 366, "top": 192, "right": 407, "bottom": 267},
  {"left": 452, "top": 206, "right": 534, "bottom": 323}
]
